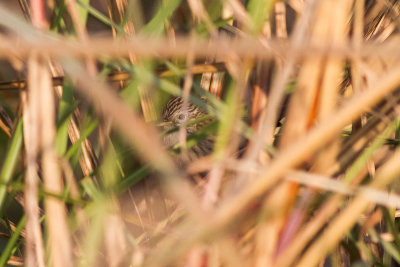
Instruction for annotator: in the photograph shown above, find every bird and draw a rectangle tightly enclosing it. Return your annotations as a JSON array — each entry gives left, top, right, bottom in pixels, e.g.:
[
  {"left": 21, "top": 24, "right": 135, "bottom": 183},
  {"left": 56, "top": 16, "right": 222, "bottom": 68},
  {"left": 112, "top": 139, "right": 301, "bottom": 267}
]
[{"left": 161, "top": 97, "right": 215, "bottom": 167}]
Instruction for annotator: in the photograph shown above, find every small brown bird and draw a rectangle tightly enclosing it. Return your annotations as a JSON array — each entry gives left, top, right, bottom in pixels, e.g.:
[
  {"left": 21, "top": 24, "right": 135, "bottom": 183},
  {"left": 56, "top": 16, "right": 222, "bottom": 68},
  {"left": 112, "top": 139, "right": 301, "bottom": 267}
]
[{"left": 161, "top": 97, "right": 214, "bottom": 166}]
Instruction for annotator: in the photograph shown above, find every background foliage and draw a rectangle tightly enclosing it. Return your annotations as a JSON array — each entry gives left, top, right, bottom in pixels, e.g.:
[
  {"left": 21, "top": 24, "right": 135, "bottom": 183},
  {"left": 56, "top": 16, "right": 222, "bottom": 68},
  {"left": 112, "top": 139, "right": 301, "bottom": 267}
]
[{"left": 0, "top": 0, "right": 400, "bottom": 266}]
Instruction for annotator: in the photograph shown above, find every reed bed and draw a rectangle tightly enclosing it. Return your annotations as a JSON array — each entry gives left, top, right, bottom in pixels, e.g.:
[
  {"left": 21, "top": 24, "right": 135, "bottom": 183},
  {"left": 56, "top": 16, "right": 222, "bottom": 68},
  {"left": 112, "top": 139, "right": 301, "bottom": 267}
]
[{"left": 1, "top": 0, "right": 400, "bottom": 266}]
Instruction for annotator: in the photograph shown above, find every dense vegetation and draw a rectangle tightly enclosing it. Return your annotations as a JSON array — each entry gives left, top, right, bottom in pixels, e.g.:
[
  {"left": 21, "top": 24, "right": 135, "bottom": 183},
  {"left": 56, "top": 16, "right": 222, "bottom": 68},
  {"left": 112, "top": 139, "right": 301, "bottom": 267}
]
[{"left": 1, "top": 0, "right": 400, "bottom": 266}]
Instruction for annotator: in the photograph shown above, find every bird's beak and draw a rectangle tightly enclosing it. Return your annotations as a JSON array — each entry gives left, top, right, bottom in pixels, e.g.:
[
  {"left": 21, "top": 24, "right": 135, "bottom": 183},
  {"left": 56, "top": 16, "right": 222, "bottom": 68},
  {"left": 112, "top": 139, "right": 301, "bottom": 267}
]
[
  {"left": 155, "top": 121, "right": 173, "bottom": 128},
  {"left": 155, "top": 121, "right": 174, "bottom": 132}
]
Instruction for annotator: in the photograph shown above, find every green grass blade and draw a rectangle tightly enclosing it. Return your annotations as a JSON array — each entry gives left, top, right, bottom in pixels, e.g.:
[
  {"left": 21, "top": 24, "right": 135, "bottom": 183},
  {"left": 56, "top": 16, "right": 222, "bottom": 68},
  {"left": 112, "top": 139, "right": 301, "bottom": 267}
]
[
  {"left": 344, "top": 120, "right": 397, "bottom": 183},
  {"left": 76, "top": 0, "right": 123, "bottom": 32},
  {"left": 65, "top": 119, "right": 99, "bottom": 160},
  {"left": 0, "top": 215, "right": 26, "bottom": 266},
  {"left": 77, "top": 0, "right": 90, "bottom": 26},
  {"left": 247, "top": 0, "right": 274, "bottom": 34},
  {"left": 141, "top": 0, "right": 182, "bottom": 35},
  {"left": 0, "top": 118, "right": 23, "bottom": 209},
  {"left": 56, "top": 83, "right": 78, "bottom": 156},
  {"left": 115, "top": 165, "right": 152, "bottom": 193}
]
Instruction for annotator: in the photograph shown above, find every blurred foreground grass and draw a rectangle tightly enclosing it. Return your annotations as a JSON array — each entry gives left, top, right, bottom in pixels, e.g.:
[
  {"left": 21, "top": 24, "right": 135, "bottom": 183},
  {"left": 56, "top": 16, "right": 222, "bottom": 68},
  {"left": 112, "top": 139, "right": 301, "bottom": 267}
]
[{"left": 1, "top": 0, "right": 400, "bottom": 267}]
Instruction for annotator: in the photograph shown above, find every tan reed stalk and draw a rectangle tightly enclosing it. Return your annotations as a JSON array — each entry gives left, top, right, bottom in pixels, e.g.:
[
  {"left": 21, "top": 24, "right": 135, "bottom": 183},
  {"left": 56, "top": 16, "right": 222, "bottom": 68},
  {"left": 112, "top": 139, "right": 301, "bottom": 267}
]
[
  {"left": 3, "top": 1, "right": 400, "bottom": 266},
  {"left": 23, "top": 62, "right": 45, "bottom": 267}
]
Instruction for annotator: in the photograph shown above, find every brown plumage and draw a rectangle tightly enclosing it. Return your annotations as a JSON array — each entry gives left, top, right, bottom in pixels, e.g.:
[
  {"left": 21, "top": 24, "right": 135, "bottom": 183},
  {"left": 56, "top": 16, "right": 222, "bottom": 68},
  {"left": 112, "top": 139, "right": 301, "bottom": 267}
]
[{"left": 161, "top": 97, "right": 214, "bottom": 166}]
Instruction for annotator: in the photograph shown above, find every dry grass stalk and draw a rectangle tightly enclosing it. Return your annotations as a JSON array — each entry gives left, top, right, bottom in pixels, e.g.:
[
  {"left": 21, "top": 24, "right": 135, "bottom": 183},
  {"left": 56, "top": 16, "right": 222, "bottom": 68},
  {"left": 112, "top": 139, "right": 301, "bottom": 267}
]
[
  {"left": 106, "top": 0, "right": 135, "bottom": 35},
  {"left": 243, "top": 0, "right": 318, "bottom": 164},
  {"left": 22, "top": 62, "right": 45, "bottom": 267},
  {"left": 3, "top": 1, "right": 400, "bottom": 266},
  {"left": 275, "top": 130, "right": 393, "bottom": 266},
  {"left": 65, "top": 0, "right": 97, "bottom": 76},
  {"left": 275, "top": 1, "right": 352, "bottom": 259},
  {"left": 298, "top": 149, "right": 400, "bottom": 266},
  {"left": 47, "top": 64, "right": 100, "bottom": 180},
  {"left": 226, "top": 0, "right": 252, "bottom": 31},
  {"left": 63, "top": 4, "right": 129, "bottom": 263},
  {"left": 106, "top": 0, "right": 157, "bottom": 123},
  {"left": 212, "top": 60, "right": 400, "bottom": 251},
  {"left": 21, "top": 1, "right": 47, "bottom": 266},
  {"left": 2, "top": 29, "right": 400, "bottom": 60},
  {"left": 0, "top": 63, "right": 227, "bottom": 91},
  {"left": 39, "top": 55, "right": 73, "bottom": 267},
  {"left": 17, "top": 0, "right": 99, "bottom": 180},
  {"left": 47, "top": 63, "right": 99, "bottom": 179},
  {"left": 252, "top": 3, "right": 291, "bottom": 264},
  {"left": 178, "top": 50, "right": 195, "bottom": 164},
  {"left": 103, "top": 198, "right": 128, "bottom": 267},
  {"left": 187, "top": 0, "right": 217, "bottom": 36},
  {"left": 0, "top": 104, "right": 13, "bottom": 136}
]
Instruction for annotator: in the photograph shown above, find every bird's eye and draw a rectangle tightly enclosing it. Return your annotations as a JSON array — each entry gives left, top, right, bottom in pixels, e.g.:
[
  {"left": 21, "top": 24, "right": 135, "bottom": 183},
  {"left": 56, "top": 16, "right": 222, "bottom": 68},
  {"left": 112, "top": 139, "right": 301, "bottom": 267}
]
[{"left": 177, "top": 113, "right": 187, "bottom": 122}]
